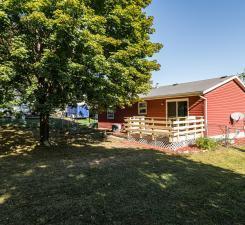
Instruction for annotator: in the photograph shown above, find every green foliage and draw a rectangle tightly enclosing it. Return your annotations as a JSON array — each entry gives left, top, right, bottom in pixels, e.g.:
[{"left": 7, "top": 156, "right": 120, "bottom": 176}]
[
  {"left": 0, "top": 111, "right": 4, "bottom": 118},
  {"left": 196, "top": 137, "right": 218, "bottom": 151},
  {"left": 239, "top": 70, "right": 245, "bottom": 84},
  {"left": 0, "top": 0, "right": 162, "bottom": 113}
]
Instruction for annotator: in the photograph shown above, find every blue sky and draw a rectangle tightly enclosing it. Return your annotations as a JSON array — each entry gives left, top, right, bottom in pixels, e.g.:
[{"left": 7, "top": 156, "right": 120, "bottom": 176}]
[{"left": 146, "top": 0, "right": 245, "bottom": 85}]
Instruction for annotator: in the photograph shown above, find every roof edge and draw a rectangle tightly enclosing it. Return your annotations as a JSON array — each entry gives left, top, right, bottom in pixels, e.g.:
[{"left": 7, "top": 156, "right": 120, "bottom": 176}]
[
  {"left": 141, "top": 91, "right": 202, "bottom": 100},
  {"left": 203, "top": 76, "right": 245, "bottom": 94}
]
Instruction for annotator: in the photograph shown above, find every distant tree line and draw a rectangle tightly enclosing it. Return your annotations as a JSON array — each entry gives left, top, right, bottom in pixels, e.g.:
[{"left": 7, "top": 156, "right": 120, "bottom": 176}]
[{"left": 239, "top": 70, "right": 245, "bottom": 83}]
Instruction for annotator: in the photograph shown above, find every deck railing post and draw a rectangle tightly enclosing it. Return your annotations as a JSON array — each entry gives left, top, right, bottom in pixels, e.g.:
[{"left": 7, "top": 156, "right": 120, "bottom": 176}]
[
  {"left": 177, "top": 118, "right": 180, "bottom": 142},
  {"left": 127, "top": 117, "right": 131, "bottom": 138},
  {"left": 194, "top": 119, "right": 197, "bottom": 139},
  {"left": 139, "top": 117, "right": 142, "bottom": 138},
  {"left": 151, "top": 118, "right": 155, "bottom": 141},
  {"left": 169, "top": 119, "right": 174, "bottom": 143},
  {"left": 124, "top": 116, "right": 178, "bottom": 144},
  {"left": 185, "top": 118, "right": 188, "bottom": 140}
]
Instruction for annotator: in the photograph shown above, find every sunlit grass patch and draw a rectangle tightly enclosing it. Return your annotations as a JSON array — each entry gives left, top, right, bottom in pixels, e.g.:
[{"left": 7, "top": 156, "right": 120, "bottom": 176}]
[{"left": 0, "top": 127, "right": 244, "bottom": 225}]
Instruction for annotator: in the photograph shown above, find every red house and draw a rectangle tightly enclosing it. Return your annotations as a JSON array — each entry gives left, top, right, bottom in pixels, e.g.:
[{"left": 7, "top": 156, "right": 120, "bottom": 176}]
[{"left": 99, "top": 76, "right": 245, "bottom": 145}]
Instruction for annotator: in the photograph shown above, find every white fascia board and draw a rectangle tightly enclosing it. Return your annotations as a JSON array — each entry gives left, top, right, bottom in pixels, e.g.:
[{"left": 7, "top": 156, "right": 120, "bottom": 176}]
[
  {"left": 235, "top": 76, "right": 245, "bottom": 89},
  {"left": 203, "top": 76, "right": 245, "bottom": 94},
  {"left": 140, "top": 92, "right": 202, "bottom": 100}
]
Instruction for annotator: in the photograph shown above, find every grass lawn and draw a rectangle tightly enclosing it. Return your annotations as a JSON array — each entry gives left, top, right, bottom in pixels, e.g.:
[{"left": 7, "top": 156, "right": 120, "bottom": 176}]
[
  {"left": 0, "top": 117, "right": 97, "bottom": 129},
  {"left": 0, "top": 126, "right": 245, "bottom": 225}
]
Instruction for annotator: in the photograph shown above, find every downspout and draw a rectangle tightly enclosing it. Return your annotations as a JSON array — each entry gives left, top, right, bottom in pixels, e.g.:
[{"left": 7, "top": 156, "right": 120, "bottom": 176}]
[{"left": 200, "top": 95, "right": 208, "bottom": 137}]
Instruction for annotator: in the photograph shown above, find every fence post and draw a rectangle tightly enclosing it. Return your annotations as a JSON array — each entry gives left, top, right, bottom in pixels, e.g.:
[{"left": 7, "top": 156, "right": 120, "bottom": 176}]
[
  {"left": 202, "top": 117, "right": 205, "bottom": 137},
  {"left": 225, "top": 126, "right": 229, "bottom": 146}
]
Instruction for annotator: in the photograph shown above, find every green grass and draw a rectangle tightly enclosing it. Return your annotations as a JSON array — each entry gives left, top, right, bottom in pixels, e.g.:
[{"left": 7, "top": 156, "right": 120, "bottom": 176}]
[
  {"left": 0, "top": 117, "right": 97, "bottom": 130},
  {"left": 76, "top": 118, "right": 97, "bottom": 126},
  {"left": 0, "top": 126, "right": 244, "bottom": 225}
]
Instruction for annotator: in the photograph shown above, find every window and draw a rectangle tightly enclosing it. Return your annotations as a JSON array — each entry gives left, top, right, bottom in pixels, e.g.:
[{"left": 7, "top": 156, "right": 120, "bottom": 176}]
[
  {"left": 178, "top": 101, "right": 188, "bottom": 117},
  {"left": 138, "top": 102, "right": 147, "bottom": 115},
  {"left": 107, "top": 109, "right": 114, "bottom": 120},
  {"left": 167, "top": 99, "right": 188, "bottom": 118},
  {"left": 167, "top": 102, "right": 177, "bottom": 117}
]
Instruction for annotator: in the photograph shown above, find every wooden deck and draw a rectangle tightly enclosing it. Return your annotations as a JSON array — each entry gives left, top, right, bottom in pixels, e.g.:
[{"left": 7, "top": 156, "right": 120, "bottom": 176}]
[{"left": 125, "top": 116, "right": 205, "bottom": 142}]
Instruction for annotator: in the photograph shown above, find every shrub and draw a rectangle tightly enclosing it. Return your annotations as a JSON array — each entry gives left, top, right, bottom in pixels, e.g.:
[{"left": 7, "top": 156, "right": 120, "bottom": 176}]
[
  {"left": 89, "top": 122, "right": 98, "bottom": 129},
  {"left": 14, "top": 111, "right": 23, "bottom": 119},
  {"left": 0, "top": 112, "right": 4, "bottom": 118},
  {"left": 196, "top": 137, "right": 218, "bottom": 150}
]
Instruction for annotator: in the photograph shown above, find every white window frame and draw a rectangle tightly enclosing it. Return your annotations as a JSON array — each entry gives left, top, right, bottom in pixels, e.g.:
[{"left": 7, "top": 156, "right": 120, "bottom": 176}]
[
  {"left": 166, "top": 98, "right": 189, "bottom": 118},
  {"left": 107, "top": 109, "right": 114, "bottom": 120},
  {"left": 138, "top": 102, "right": 147, "bottom": 115}
]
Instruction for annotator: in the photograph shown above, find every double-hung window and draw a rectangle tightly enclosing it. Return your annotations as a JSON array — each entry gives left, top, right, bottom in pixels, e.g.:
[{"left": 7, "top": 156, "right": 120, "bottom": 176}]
[
  {"left": 107, "top": 109, "right": 114, "bottom": 120},
  {"left": 138, "top": 102, "right": 147, "bottom": 115}
]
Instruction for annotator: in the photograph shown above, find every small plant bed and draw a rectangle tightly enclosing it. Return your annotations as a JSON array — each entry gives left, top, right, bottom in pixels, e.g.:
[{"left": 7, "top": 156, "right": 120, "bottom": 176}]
[{"left": 195, "top": 137, "right": 219, "bottom": 151}]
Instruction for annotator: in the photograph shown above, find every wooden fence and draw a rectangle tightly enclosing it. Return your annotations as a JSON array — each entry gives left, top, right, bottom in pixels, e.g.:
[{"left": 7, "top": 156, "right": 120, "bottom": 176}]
[{"left": 124, "top": 116, "right": 205, "bottom": 142}]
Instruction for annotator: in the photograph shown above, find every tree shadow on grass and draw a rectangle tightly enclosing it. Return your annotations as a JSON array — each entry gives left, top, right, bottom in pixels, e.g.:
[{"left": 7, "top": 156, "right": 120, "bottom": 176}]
[
  {"left": 0, "top": 126, "right": 38, "bottom": 154},
  {"left": 0, "top": 128, "right": 245, "bottom": 225},
  {"left": 231, "top": 146, "right": 245, "bottom": 153},
  {"left": 0, "top": 125, "right": 104, "bottom": 154}
]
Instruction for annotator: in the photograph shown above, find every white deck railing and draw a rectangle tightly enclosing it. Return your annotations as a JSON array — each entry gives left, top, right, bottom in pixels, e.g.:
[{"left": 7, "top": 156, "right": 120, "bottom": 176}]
[{"left": 124, "top": 116, "right": 205, "bottom": 142}]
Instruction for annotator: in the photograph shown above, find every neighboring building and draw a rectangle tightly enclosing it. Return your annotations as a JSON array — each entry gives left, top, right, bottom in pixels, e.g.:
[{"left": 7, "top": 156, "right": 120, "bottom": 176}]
[
  {"left": 13, "top": 104, "right": 30, "bottom": 114},
  {"left": 98, "top": 75, "right": 245, "bottom": 139},
  {"left": 66, "top": 103, "right": 89, "bottom": 119},
  {"left": 0, "top": 104, "right": 30, "bottom": 116}
]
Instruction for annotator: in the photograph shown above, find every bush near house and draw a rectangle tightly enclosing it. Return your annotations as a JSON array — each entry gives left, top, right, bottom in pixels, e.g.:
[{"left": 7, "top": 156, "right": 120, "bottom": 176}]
[{"left": 196, "top": 137, "right": 218, "bottom": 150}]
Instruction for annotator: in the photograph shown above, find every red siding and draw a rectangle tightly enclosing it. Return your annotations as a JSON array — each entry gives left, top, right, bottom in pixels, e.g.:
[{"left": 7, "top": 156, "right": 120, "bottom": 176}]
[
  {"left": 205, "top": 80, "right": 245, "bottom": 136},
  {"left": 98, "top": 96, "right": 204, "bottom": 129},
  {"left": 98, "top": 80, "right": 245, "bottom": 136},
  {"left": 189, "top": 96, "right": 204, "bottom": 116},
  {"left": 146, "top": 99, "right": 166, "bottom": 117},
  {"left": 98, "top": 103, "right": 138, "bottom": 129}
]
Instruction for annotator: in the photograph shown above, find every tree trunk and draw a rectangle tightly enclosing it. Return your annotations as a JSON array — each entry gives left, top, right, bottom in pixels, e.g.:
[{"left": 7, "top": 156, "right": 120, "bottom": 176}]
[{"left": 40, "top": 113, "right": 50, "bottom": 145}]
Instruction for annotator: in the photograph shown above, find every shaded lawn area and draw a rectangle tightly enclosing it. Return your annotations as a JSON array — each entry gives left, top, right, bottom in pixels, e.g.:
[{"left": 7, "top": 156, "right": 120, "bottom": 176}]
[
  {"left": 0, "top": 117, "right": 96, "bottom": 131},
  {"left": 0, "top": 127, "right": 245, "bottom": 225}
]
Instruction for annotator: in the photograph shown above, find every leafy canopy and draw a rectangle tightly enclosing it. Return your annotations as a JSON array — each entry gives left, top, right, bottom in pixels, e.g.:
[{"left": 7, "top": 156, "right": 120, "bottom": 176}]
[{"left": 0, "top": 0, "right": 162, "bottom": 112}]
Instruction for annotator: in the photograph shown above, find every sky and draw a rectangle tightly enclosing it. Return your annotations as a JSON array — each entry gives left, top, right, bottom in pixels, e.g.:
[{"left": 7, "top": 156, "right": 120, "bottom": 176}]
[{"left": 146, "top": 0, "right": 245, "bottom": 85}]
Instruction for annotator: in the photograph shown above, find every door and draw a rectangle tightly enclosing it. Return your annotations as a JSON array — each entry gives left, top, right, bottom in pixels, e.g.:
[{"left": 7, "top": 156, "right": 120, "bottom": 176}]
[{"left": 167, "top": 100, "right": 188, "bottom": 118}]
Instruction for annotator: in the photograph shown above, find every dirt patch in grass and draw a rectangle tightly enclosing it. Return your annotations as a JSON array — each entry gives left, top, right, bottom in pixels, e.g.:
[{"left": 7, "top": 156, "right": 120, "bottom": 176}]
[{"left": 0, "top": 127, "right": 245, "bottom": 225}]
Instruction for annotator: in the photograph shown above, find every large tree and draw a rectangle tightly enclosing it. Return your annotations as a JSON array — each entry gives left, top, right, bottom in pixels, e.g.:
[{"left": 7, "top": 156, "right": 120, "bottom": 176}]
[{"left": 0, "top": 0, "right": 162, "bottom": 144}]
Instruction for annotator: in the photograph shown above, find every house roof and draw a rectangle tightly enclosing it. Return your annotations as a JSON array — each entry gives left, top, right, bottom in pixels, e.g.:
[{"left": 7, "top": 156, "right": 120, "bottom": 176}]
[{"left": 141, "top": 75, "right": 245, "bottom": 100}]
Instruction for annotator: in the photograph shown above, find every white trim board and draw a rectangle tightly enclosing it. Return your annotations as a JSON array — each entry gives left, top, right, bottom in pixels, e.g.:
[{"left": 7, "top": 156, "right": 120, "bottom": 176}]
[
  {"left": 141, "top": 93, "right": 201, "bottom": 100},
  {"left": 203, "top": 76, "right": 245, "bottom": 94},
  {"left": 140, "top": 76, "right": 245, "bottom": 101}
]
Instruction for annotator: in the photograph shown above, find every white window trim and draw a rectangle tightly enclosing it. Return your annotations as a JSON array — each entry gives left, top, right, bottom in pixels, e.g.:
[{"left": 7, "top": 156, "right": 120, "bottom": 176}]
[
  {"left": 107, "top": 109, "right": 114, "bottom": 120},
  {"left": 138, "top": 102, "right": 147, "bottom": 115},
  {"left": 166, "top": 98, "right": 189, "bottom": 118}
]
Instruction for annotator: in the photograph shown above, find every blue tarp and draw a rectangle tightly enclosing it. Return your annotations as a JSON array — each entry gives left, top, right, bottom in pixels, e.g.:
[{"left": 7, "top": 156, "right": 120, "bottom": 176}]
[{"left": 66, "top": 104, "right": 89, "bottom": 118}]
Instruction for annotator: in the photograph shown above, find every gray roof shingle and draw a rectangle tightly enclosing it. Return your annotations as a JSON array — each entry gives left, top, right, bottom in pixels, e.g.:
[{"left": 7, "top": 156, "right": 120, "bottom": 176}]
[{"left": 141, "top": 75, "right": 235, "bottom": 99}]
